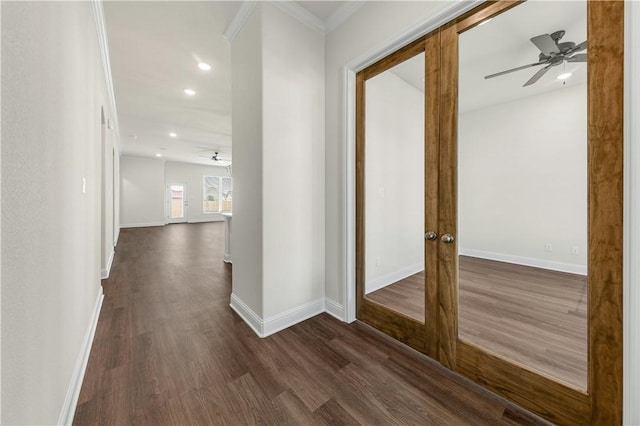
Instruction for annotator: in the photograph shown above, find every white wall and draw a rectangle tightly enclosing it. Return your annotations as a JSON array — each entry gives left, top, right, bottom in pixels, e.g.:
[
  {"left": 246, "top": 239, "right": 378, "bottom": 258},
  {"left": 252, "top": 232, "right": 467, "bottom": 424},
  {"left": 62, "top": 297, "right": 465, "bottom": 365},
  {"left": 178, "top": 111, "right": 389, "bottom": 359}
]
[
  {"left": 230, "top": 3, "right": 325, "bottom": 327},
  {"left": 1, "top": 2, "right": 113, "bottom": 423},
  {"left": 458, "top": 84, "right": 587, "bottom": 274},
  {"left": 364, "top": 71, "right": 424, "bottom": 292},
  {"left": 164, "top": 161, "right": 229, "bottom": 223},
  {"left": 120, "top": 156, "right": 229, "bottom": 228},
  {"left": 120, "top": 155, "right": 165, "bottom": 227},
  {"left": 261, "top": 4, "right": 325, "bottom": 318},
  {"left": 231, "top": 5, "right": 264, "bottom": 317},
  {"left": 0, "top": 1, "right": 3, "bottom": 418}
]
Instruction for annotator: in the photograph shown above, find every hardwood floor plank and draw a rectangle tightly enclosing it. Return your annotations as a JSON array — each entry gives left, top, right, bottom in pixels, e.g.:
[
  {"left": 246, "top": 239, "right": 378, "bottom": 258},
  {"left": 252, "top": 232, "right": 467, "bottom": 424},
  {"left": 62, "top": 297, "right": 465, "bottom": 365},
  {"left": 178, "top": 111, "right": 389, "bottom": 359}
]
[
  {"left": 367, "top": 255, "right": 587, "bottom": 388},
  {"left": 313, "top": 398, "right": 360, "bottom": 426},
  {"left": 74, "top": 223, "right": 545, "bottom": 425}
]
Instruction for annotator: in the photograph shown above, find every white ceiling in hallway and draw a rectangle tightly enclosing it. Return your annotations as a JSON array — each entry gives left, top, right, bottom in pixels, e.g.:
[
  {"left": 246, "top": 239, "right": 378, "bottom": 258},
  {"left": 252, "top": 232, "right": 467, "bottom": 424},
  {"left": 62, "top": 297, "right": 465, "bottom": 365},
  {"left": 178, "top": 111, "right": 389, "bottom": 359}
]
[
  {"left": 105, "top": 1, "right": 355, "bottom": 166},
  {"left": 295, "top": 1, "right": 350, "bottom": 20},
  {"left": 104, "top": 1, "right": 240, "bottom": 166},
  {"left": 106, "top": 1, "right": 586, "bottom": 166}
]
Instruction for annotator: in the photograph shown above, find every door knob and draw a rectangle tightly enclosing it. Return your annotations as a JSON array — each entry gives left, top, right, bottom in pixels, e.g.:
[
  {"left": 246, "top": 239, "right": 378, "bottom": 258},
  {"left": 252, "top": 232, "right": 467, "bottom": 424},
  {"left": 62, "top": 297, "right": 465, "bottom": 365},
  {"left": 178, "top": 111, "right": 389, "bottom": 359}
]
[
  {"left": 441, "top": 234, "right": 455, "bottom": 244},
  {"left": 425, "top": 231, "right": 438, "bottom": 241}
]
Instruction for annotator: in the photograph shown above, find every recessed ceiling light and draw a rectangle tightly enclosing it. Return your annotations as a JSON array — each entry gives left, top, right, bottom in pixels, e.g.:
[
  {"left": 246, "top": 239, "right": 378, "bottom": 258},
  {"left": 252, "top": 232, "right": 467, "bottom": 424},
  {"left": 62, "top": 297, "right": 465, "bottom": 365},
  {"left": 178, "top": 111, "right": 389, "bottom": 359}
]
[
  {"left": 169, "top": 132, "right": 177, "bottom": 138},
  {"left": 160, "top": 147, "right": 168, "bottom": 151},
  {"left": 156, "top": 153, "right": 162, "bottom": 158},
  {"left": 479, "top": 18, "right": 492, "bottom": 26},
  {"left": 557, "top": 72, "right": 572, "bottom": 80},
  {"left": 184, "top": 88, "right": 196, "bottom": 96},
  {"left": 198, "top": 62, "right": 212, "bottom": 71}
]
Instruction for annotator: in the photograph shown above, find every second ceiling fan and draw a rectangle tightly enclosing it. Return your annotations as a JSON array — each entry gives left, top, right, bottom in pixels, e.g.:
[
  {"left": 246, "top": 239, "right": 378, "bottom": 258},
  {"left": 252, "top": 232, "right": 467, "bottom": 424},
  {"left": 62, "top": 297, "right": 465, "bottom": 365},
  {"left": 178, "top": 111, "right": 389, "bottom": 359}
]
[{"left": 485, "top": 30, "right": 587, "bottom": 87}]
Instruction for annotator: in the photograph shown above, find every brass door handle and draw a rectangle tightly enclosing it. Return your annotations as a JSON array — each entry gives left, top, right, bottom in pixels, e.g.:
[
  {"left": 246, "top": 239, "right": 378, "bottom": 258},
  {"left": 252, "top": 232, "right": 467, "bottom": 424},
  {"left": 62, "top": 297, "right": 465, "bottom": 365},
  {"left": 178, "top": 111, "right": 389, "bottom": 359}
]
[
  {"left": 441, "top": 234, "right": 455, "bottom": 244},
  {"left": 425, "top": 231, "right": 438, "bottom": 241}
]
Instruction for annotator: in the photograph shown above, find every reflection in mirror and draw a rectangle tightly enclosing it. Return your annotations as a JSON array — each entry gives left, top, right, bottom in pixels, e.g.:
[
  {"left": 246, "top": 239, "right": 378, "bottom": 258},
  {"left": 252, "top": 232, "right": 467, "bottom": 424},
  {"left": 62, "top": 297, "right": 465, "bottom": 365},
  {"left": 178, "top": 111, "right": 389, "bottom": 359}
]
[
  {"left": 458, "top": 1, "right": 587, "bottom": 389},
  {"left": 364, "top": 53, "right": 426, "bottom": 323}
]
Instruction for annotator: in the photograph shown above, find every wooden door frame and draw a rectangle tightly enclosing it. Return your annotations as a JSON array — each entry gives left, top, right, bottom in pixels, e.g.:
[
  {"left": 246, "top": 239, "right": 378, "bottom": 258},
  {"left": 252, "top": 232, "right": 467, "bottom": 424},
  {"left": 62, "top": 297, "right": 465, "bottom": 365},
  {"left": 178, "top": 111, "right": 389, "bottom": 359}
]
[
  {"left": 354, "top": 1, "right": 624, "bottom": 424},
  {"left": 437, "top": 1, "right": 623, "bottom": 424}
]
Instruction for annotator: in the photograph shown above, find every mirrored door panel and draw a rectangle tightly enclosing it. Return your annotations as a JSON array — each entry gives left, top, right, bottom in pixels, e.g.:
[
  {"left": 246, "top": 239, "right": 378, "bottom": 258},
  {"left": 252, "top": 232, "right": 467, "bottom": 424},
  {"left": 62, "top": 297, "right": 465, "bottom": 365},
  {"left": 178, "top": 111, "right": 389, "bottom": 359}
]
[
  {"left": 364, "top": 52, "right": 426, "bottom": 323},
  {"left": 356, "top": 34, "right": 440, "bottom": 354},
  {"left": 457, "top": 0, "right": 588, "bottom": 390}
]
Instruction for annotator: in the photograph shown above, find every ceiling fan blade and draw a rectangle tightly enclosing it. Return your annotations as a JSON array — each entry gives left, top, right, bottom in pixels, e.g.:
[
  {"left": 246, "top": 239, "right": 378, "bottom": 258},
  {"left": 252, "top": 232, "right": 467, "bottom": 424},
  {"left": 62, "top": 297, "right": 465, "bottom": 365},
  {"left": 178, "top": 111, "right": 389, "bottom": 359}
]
[
  {"left": 567, "top": 53, "right": 587, "bottom": 63},
  {"left": 523, "top": 65, "right": 551, "bottom": 87},
  {"left": 484, "top": 60, "right": 547, "bottom": 80},
  {"left": 568, "top": 40, "right": 587, "bottom": 54},
  {"left": 530, "top": 34, "right": 559, "bottom": 55}
]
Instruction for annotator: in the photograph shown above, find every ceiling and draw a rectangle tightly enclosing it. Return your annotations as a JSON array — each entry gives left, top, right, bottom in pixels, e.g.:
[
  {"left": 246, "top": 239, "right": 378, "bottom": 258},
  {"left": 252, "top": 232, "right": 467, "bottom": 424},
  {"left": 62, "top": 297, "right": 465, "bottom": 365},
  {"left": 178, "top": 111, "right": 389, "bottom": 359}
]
[
  {"left": 106, "top": 1, "right": 586, "bottom": 166},
  {"left": 105, "top": 1, "right": 348, "bottom": 166},
  {"left": 296, "top": 1, "right": 349, "bottom": 20},
  {"left": 459, "top": 0, "right": 586, "bottom": 113},
  {"left": 389, "top": 0, "right": 587, "bottom": 113}
]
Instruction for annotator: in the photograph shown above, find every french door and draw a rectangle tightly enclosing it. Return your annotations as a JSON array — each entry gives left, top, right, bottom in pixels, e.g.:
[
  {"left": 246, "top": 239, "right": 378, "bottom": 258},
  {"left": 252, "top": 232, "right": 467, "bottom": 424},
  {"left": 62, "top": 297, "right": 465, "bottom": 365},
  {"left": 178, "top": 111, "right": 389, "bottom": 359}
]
[
  {"left": 355, "top": 1, "right": 623, "bottom": 424},
  {"left": 167, "top": 183, "right": 188, "bottom": 223}
]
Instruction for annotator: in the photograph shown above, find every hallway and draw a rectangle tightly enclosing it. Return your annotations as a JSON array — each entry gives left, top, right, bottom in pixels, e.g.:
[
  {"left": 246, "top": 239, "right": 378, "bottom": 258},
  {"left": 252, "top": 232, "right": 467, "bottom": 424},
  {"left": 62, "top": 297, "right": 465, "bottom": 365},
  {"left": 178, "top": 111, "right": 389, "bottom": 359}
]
[{"left": 73, "top": 223, "right": 546, "bottom": 425}]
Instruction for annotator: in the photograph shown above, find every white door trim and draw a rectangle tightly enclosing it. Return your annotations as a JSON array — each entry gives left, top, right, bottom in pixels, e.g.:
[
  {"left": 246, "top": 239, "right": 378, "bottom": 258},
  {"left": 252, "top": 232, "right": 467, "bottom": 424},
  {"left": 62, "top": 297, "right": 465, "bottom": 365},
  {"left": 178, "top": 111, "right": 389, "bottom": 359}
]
[{"left": 623, "top": 1, "right": 639, "bottom": 424}]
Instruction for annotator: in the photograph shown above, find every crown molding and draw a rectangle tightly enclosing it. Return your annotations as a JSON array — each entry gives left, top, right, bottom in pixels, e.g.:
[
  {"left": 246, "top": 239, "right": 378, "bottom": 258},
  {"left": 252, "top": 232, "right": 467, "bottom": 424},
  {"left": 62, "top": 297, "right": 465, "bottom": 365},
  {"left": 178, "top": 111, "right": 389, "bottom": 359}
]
[
  {"left": 324, "top": 1, "right": 366, "bottom": 34},
  {"left": 224, "top": 1, "right": 257, "bottom": 42},
  {"left": 270, "top": 1, "right": 325, "bottom": 34},
  {"left": 224, "top": 1, "right": 367, "bottom": 40},
  {"left": 90, "top": 0, "right": 121, "bottom": 152}
]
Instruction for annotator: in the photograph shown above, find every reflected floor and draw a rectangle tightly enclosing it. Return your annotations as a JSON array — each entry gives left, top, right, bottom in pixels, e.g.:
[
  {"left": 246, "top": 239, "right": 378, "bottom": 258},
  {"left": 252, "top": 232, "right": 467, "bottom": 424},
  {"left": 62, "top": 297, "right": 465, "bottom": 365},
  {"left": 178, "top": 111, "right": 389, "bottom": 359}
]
[{"left": 366, "top": 255, "right": 587, "bottom": 389}]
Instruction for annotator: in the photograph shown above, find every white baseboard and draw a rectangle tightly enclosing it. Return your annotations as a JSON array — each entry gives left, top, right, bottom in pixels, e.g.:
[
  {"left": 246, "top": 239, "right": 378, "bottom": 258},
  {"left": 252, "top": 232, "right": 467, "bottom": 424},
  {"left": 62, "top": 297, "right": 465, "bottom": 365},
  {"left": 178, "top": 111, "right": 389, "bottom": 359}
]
[
  {"left": 120, "top": 222, "right": 165, "bottom": 228},
  {"left": 263, "top": 298, "right": 325, "bottom": 336},
  {"left": 324, "top": 297, "right": 344, "bottom": 321},
  {"left": 230, "top": 293, "right": 325, "bottom": 337},
  {"left": 57, "top": 289, "right": 104, "bottom": 426},
  {"left": 187, "top": 217, "right": 224, "bottom": 224},
  {"left": 230, "top": 293, "right": 263, "bottom": 336},
  {"left": 365, "top": 262, "right": 424, "bottom": 295},
  {"left": 113, "top": 227, "right": 120, "bottom": 246},
  {"left": 459, "top": 248, "right": 587, "bottom": 276},
  {"left": 100, "top": 248, "right": 115, "bottom": 279}
]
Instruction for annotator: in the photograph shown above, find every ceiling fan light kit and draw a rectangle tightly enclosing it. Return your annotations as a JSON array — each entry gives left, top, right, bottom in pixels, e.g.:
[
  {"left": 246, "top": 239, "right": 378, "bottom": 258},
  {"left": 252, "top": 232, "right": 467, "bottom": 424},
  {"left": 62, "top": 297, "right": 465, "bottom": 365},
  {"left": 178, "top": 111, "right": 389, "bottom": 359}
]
[{"left": 484, "top": 29, "right": 587, "bottom": 87}]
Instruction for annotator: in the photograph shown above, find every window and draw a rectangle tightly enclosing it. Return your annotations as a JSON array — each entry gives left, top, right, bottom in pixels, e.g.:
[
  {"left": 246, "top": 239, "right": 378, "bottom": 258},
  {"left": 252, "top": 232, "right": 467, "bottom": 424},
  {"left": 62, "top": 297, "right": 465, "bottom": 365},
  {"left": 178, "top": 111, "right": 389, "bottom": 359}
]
[
  {"left": 221, "top": 177, "right": 232, "bottom": 212},
  {"left": 203, "top": 176, "right": 232, "bottom": 213}
]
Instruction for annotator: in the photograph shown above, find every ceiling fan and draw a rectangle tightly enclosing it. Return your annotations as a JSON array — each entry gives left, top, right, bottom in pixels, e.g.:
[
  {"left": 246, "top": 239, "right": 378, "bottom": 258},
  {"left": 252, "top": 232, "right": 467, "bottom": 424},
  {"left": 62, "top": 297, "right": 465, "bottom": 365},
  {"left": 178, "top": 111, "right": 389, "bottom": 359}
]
[
  {"left": 484, "top": 30, "right": 587, "bottom": 87},
  {"left": 196, "top": 148, "right": 231, "bottom": 165}
]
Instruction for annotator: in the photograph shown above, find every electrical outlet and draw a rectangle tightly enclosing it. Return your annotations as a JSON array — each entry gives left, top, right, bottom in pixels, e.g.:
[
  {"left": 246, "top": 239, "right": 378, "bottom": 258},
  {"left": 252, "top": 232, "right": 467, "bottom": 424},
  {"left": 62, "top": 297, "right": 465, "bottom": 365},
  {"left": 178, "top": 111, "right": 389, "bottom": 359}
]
[
  {"left": 375, "top": 256, "right": 381, "bottom": 268},
  {"left": 545, "top": 243, "right": 553, "bottom": 252},
  {"left": 572, "top": 246, "right": 579, "bottom": 255}
]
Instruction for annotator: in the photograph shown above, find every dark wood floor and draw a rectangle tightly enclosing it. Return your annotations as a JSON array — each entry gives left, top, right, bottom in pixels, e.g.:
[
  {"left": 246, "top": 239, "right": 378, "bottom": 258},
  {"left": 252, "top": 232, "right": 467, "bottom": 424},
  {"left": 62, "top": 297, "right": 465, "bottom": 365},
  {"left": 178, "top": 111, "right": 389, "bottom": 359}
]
[
  {"left": 367, "top": 256, "right": 587, "bottom": 389},
  {"left": 74, "top": 223, "right": 547, "bottom": 425}
]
